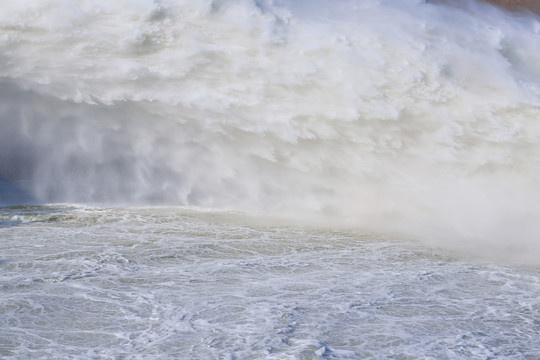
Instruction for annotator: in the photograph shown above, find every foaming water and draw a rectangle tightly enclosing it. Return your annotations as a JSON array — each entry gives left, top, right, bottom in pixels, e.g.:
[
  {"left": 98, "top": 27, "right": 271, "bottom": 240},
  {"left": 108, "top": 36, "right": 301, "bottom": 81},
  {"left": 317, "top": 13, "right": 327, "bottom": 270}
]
[
  {"left": 1, "top": 0, "right": 540, "bottom": 261},
  {"left": 1, "top": 205, "right": 539, "bottom": 359}
]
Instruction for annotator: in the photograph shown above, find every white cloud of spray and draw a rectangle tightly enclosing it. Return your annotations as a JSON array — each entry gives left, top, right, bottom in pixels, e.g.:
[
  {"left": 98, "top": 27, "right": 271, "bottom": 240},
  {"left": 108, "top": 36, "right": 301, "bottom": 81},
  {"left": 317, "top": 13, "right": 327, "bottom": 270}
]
[{"left": 1, "top": 0, "right": 540, "bottom": 264}]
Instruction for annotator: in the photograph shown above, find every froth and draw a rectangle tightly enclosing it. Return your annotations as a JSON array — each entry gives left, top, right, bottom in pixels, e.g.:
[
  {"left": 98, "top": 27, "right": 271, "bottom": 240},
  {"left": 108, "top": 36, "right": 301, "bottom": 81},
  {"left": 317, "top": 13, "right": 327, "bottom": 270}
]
[{"left": 1, "top": 0, "right": 539, "bottom": 263}]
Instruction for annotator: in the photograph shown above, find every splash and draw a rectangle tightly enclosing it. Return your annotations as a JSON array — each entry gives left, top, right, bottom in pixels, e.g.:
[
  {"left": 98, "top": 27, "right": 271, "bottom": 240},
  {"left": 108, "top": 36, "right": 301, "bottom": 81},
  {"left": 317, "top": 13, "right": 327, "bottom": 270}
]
[{"left": 1, "top": 0, "right": 539, "bottom": 262}]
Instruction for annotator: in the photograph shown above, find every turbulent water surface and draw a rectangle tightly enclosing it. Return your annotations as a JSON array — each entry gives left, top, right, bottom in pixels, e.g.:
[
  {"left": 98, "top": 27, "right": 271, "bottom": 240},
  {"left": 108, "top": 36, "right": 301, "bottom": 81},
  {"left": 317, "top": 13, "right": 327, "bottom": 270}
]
[
  {"left": 1, "top": 205, "right": 539, "bottom": 359},
  {"left": 1, "top": 0, "right": 540, "bottom": 358}
]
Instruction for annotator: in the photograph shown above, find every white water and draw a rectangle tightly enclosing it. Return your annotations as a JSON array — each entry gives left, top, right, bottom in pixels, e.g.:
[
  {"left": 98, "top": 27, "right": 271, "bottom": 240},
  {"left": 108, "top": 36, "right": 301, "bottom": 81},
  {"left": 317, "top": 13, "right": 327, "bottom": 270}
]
[
  {"left": 1, "top": 0, "right": 540, "bottom": 261},
  {"left": 1, "top": 1, "right": 540, "bottom": 357},
  {"left": 1, "top": 205, "right": 539, "bottom": 359}
]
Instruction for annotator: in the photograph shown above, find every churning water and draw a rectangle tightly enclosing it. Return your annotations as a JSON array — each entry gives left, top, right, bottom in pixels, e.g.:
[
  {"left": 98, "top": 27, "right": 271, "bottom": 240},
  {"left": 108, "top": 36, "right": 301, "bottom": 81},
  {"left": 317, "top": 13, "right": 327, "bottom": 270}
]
[
  {"left": 1, "top": 0, "right": 540, "bottom": 358},
  {"left": 1, "top": 205, "right": 539, "bottom": 359}
]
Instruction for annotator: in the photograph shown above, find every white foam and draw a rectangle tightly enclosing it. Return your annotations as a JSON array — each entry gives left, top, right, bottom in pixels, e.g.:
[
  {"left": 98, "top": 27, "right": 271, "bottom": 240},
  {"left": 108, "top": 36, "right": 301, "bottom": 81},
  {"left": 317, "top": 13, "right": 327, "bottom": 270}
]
[
  {"left": 1, "top": 206, "right": 539, "bottom": 358},
  {"left": 1, "top": 0, "right": 540, "bottom": 262}
]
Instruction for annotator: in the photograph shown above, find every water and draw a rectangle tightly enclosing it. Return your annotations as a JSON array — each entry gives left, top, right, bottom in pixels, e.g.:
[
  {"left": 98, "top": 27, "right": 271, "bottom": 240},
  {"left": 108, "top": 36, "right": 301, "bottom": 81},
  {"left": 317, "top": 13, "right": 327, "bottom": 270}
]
[
  {"left": 1, "top": 0, "right": 540, "bottom": 358},
  {"left": 0, "top": 205, "right": 539, "bottom": 359}
]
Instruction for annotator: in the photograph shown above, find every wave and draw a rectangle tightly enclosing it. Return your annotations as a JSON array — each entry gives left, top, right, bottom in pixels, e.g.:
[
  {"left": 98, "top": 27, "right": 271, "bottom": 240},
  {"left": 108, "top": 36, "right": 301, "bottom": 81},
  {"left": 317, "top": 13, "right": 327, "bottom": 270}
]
[{"left": 1, "top": 0, "right": 540, "bottom": 262}]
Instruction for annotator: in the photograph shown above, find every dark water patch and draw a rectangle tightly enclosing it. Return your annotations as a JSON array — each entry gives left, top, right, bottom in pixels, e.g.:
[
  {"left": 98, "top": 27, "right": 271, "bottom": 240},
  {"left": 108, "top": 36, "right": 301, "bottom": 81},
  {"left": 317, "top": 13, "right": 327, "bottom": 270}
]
[{"left": 0, "top": 177, "right": 39, "bottom": 207}]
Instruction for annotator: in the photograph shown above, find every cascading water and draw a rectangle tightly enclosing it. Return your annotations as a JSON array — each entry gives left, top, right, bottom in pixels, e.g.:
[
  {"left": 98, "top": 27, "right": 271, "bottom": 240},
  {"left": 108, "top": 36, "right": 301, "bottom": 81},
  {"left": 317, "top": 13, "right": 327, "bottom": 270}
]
[
  {"left": 1, "top": 0, "right": 539, "bottom": 261},
  {"left": 1, "top": 2, "right": 540, "bottom": 358}
]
